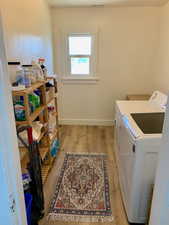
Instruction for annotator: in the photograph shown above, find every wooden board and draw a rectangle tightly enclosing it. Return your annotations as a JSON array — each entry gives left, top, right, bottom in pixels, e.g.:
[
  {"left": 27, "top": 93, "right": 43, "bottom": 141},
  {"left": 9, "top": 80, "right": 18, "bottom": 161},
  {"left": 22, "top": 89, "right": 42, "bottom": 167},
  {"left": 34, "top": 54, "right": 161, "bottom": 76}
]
[
  {"left": 12, "top": 81, "right": 45, "bottom": 96},
  {"left": 40, "top": 147, "right": 49, "bottom": 161},
  {"left": 37, "top": 129, "right": 47, "bottom": 142},
  {"left": 12, "top": 79, "right": 53, "bottom": 96},
  {"left": 46, "top": 96, "right": 56, "bottom": 105},
  {"left": 41, "top": 158, "right": 55, "bottom": 184},
  {"left": 19, "top": 148, "right": 29, "bottom": 173},
  {"left": 126, "top": 94, "right": 151, "bottom": 100}
]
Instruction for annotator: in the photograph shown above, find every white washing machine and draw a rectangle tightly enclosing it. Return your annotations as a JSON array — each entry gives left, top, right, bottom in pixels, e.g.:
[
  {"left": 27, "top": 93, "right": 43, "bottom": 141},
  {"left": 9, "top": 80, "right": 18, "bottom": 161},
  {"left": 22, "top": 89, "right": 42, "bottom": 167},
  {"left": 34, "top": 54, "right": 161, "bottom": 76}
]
[{"left": 114, "top": 91, "right": 167, "bottom": 224}]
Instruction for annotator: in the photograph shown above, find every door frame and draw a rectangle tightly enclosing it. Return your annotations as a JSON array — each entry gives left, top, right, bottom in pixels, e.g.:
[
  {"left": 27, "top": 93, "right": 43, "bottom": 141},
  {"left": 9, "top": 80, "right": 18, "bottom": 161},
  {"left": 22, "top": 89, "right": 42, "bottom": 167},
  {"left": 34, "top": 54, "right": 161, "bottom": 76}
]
[{"left": 0, "top": 14, "right": 27, "bottom": 225}]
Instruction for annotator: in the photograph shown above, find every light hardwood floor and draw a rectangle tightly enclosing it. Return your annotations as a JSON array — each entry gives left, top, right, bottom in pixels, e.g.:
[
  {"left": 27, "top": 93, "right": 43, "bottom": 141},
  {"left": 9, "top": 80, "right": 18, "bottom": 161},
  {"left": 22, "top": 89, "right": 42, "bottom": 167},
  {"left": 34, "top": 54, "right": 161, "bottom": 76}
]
[{"left": 40, "top": 125, "right": 129, "bottom": 225}]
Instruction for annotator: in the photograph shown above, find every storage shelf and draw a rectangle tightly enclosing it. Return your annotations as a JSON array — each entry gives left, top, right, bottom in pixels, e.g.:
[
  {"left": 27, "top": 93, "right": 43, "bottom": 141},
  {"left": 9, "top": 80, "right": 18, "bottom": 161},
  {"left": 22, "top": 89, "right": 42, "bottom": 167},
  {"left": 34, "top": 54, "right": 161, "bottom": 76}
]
[
  {"left": 16, "top": 120, "right": 30, "bottom": 125},
  {"left": 18, "top": 127, "right": 46, "bottom": 147},
  {"left": 49, "top": 128, "right": 58, "bottom": 144},
  {"left": 20, "top": 146, "right": 49, "bottom": 171},
  {"left": 13, "top": 81, "right": 45, "bottom": 96},
  {"left": 46, "top": 96, "right": 56, "bottom": 105},
  {"left": 29, "top": 105, "right": 45, "bottom": 122},
  {"left": 40, "top": 147, "right": 49, "bottom": 161},
  {"left": 41, "top": 157, "right": 55, "bottom": 184},
  {"left": 19, "top": 148, "right": 29, "bottom": 173},
  {"left": 51, "top": 111, "right": 58, "bottom": 117},
  {"left": 13, "top": 77, "right": 59, "bottom": 188},
  {"left": 16, "top": 105, "right": 45, "bottom": 125},
  {"left": 37, "top": 129, "right": 47, "bottom": 143},
  {"left": 12, "top": 78, "right": 54, "bottom": 96},
  {"left": 41, "top": 164, "right": 50, "bottom": 184}
]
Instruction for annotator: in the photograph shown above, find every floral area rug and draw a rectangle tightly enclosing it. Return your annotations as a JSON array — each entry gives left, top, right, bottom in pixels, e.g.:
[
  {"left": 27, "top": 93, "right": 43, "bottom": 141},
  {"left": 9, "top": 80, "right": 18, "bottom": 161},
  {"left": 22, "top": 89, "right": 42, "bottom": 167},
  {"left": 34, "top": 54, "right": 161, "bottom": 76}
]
[{"left": 48, "top": 153, "right": 113, "bottom": 222}]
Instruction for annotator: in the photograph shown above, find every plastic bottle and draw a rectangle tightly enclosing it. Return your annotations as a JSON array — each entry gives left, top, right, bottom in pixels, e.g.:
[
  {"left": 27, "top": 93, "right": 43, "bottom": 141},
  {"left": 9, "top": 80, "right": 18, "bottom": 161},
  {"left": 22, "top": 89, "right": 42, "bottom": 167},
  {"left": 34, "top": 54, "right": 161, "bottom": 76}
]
[
  {"left": 32, "top": 61, "right": 44, "bottom": 81},
  {"left": 29, "top": 93, "right": 40, "bottom": 112},
  {"left": 14, "top": 101, "right": 26, "bottom": 121},
  {"left": 22, "top": 65, "right": 33, "bottom": 87}
]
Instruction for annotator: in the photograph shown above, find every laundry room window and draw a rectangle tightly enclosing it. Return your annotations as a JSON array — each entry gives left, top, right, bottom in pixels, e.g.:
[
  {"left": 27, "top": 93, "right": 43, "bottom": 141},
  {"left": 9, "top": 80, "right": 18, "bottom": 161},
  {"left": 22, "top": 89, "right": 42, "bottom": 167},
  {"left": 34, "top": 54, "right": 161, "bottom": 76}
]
[{"left": 62, "top": 33, "right": 98, "bottom": 83}]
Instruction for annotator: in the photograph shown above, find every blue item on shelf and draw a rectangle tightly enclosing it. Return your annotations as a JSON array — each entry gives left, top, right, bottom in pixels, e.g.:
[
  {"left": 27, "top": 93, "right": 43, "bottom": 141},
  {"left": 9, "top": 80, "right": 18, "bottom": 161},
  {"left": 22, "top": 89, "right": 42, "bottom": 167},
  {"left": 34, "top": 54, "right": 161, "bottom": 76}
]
[
  {"left": 24, "top": 193, "right": 33, "bottom": 225},
  {"left": 22, "top": 173, "right": 31, "bottom": 191},
  {"left": 56, "top": 139, "right": 60, "bottom": 148},
  {"left": 34, "top": 89, "right": 41, "bottom": 96},
  {"left": 16, "top": 73, "right": 31, "bottom": 87},
  {"left": 20, "top": 96, "right": 24, "bottom": 102},
  {"left": 14, "top": 102, "right": 26, "bottom": 121},
  {"left": 50, "top": 139, "right": 60, "bottom": 157}
]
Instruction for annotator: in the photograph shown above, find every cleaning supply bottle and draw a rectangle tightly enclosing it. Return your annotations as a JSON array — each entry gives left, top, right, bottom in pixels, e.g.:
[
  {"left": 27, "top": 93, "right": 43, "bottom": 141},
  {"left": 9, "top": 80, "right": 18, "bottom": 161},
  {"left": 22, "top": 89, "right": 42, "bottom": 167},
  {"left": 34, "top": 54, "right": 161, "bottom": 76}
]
[
  {"left": 38, "top": 58, "right": 47, "bottom": 79},
  {"left": 14, "top": 100, "right": 26, "bottom": 121},
  {"left": 32, "top": 60, "right": 44, "bottom": 81}
]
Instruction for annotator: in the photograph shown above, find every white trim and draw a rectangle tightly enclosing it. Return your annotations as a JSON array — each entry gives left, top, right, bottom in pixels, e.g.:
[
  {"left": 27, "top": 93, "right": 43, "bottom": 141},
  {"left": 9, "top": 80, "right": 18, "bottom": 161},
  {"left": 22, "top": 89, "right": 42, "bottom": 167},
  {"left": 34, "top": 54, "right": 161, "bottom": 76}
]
[
  {"left": 49, "top": 0, "right": 168, "bottom": 7},
  {"left": 59, "top": 118, "right": 114, "bottom": 126},
  {"left": 68, "top": 33, "right": 92, "bottom": 76},
  {"left": 61, "top": 31, "right": 98, "bottom": 81},
  {"left": 61, "top": 76, "right": 99, "bottom": 84}
]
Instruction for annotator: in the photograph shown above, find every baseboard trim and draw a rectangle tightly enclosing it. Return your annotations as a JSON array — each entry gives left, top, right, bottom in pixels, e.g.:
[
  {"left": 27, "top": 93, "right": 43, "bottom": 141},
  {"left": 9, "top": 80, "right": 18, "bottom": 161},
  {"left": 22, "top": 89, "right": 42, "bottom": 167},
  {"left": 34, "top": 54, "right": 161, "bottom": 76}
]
[{"left": 59, "top": 119, "right": 114, "bottom": 126}]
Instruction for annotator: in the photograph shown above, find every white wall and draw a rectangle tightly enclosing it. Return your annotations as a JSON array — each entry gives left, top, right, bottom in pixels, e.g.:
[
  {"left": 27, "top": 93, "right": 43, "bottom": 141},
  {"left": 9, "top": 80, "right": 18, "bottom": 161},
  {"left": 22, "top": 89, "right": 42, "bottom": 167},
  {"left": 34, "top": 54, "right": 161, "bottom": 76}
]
[
  {"left": 0, "top": 15, "right": 27, "bottom": 225},
  {"left": 51, "top": 7, "right": 161, "bottom": 125},
  {"left": 0, "top": 0, "right": 53, "bottom": 82},
  {"left": 153, "top": 1, "right": 169, "bottom": 94}
]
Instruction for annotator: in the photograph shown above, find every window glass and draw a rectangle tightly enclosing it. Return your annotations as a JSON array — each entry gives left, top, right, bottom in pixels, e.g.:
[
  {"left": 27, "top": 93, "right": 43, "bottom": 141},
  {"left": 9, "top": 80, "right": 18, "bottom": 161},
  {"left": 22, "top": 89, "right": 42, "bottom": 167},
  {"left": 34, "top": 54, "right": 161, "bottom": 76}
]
[
  {"left": 71, "top": 57, "right": 90, "bottom": 75},
  {"left": 69, "top": 36, "right": 91, "bottom": 55}
]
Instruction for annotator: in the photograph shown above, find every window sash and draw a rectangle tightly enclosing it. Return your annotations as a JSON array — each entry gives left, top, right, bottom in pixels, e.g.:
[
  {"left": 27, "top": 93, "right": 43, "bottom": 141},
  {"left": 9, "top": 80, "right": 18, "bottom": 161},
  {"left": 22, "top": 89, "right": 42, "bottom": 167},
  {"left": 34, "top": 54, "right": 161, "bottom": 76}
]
[
  {"left": 69, "top": 55, "right": 91, "bottom": 75},
  {"left": 68, "top": 34, "right": 92, "bottom": 56},
  {"left": 64, "top": 32, "right": 97, "bottom": 80},
  {"left": 69, "top": 54, "right": 91, "bottom": 57}
]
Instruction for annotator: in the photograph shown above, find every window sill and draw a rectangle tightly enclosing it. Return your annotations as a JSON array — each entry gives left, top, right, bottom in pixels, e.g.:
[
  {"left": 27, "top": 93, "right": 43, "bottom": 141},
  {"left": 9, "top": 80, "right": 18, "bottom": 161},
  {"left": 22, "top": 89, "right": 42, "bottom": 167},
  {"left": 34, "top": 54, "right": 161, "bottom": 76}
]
[{"left": 61, "top": 76, "right": 99, "bottom": 84}]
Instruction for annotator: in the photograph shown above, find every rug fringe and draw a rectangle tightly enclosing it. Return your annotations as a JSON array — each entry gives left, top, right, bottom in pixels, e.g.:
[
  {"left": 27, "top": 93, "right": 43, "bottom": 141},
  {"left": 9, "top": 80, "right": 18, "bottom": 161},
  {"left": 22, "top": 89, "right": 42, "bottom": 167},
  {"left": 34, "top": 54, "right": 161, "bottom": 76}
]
[{"left": 47, "top": 213, "right": 114, "bottom": 223}]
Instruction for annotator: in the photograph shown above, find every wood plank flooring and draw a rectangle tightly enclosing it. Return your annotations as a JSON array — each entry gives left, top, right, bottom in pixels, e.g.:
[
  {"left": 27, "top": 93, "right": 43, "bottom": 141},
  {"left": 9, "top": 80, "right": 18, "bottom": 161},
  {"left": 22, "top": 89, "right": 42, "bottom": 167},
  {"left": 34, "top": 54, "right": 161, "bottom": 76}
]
[{"left": 39, "top": 125, "right": 129, "bottom": 225}]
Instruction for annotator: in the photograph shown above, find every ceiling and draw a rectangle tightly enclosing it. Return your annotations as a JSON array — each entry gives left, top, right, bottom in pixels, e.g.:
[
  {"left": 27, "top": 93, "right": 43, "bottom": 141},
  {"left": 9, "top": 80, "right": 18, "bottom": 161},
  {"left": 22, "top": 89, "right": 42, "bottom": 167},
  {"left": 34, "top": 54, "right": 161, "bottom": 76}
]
[{"left": 48, "top": 0, "right": 168, "bottom": 7}]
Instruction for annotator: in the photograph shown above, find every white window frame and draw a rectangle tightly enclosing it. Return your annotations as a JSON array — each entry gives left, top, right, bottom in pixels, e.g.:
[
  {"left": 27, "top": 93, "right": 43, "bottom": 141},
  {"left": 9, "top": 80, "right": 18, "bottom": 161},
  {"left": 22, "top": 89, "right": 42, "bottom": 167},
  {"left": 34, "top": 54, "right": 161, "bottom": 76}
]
[{"left": 62, "top": 32, "right": 98, "bottom": 83}]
